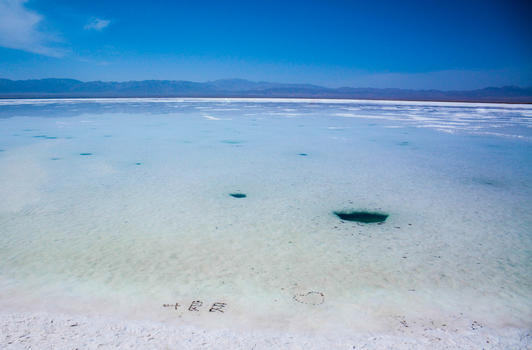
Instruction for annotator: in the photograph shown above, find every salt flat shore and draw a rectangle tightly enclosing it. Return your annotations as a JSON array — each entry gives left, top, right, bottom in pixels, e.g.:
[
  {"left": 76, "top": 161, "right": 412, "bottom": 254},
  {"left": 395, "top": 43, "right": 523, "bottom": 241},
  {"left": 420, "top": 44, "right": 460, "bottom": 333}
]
[{"left": 1, "top": 311, "right": 530, "bottom": 349}]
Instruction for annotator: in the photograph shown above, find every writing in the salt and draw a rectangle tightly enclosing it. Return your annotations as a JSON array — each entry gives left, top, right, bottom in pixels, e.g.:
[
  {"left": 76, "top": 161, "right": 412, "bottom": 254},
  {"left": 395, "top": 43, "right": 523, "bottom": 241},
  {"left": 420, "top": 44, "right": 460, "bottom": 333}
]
[{"left": 162, "top": 301, "right": 227, "bottom": 313}]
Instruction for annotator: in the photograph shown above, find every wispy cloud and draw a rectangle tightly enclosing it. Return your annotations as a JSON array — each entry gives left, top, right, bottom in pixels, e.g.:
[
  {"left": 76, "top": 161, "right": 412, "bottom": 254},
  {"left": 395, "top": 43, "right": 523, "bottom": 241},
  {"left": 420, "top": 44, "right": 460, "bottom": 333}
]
[
  {"left": 84, "top": 18, "right": 110, "bottom": 31},
  {"left": 0, "top": 0, "right": 64, "bottom": 57}
]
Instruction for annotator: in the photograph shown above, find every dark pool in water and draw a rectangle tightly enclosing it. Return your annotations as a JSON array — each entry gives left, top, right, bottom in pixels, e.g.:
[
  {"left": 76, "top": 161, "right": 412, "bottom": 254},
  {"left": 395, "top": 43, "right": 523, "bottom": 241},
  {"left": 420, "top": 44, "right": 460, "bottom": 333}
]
[{"left": 333, "top": 210, "right": 388, "bottom": 223}]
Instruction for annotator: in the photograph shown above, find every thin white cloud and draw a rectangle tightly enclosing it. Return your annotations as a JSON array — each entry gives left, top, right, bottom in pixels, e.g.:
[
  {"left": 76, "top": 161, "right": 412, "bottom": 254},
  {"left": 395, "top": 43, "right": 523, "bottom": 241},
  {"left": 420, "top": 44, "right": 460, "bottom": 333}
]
[
  {"left": 84, "top": 18, "right": 110, "bottom": 31},
  {"left": 0, "top": 0, "right": 64, "bottom": 57}
]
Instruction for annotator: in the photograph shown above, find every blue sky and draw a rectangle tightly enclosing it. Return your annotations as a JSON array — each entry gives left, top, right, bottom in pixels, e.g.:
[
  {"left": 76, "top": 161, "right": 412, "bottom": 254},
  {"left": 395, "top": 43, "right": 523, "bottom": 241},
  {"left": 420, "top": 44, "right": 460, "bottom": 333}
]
[{"left": 0, "top": 0, "right": 530, "bottom": 89}]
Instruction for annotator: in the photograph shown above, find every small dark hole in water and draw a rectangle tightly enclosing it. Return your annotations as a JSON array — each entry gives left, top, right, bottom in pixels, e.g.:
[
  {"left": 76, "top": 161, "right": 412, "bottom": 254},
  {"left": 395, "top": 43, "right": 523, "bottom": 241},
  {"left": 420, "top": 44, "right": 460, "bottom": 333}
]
[
  {"left": 334, "top": 211, "right": 388, "bottom": 223},
  {"left": 50, "top": 157, "right": 61, "bottom": 160},
  {"left": 298, "top": 153, "right": 308, "bottom": 156},
  {"left": 473, "top": 177, "right": 500, "bottom": 187},
  {"left": 136, "top": 162, "right": 142, "bottom": 165},
  {"left": 80, "top": 153, "right": 92, "bottom": 156},
  {"left": 229, "top": 193, "right": 246, "bottom": 198}
]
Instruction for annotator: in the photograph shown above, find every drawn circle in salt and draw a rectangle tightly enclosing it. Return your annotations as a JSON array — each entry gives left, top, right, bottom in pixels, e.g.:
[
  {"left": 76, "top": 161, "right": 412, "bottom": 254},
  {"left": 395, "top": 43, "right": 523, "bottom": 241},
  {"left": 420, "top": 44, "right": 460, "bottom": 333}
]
[{"left": 293, "top": 291, "right": 325, "bottom": 305}]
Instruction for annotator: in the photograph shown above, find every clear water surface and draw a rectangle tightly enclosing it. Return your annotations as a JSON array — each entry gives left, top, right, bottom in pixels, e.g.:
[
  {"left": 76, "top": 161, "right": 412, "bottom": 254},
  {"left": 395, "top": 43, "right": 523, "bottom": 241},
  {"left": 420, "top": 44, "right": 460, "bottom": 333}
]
[{"left": 0, "top": 98, "right": 531, "bottom": 334}]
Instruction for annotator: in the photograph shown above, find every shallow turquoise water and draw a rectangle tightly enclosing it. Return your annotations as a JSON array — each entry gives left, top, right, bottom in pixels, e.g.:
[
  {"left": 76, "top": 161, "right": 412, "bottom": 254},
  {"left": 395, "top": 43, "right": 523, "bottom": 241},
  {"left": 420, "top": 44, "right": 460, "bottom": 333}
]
[{"left": 0, "top": 98, "right": 531, "bottom": 333}]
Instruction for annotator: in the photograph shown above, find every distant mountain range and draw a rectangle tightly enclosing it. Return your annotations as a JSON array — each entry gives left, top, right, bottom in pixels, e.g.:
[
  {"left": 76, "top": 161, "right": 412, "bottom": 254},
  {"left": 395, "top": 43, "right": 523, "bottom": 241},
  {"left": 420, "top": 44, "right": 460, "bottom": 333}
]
[{"left": 0, "top": 78, "right": 531, "bottom": 103}]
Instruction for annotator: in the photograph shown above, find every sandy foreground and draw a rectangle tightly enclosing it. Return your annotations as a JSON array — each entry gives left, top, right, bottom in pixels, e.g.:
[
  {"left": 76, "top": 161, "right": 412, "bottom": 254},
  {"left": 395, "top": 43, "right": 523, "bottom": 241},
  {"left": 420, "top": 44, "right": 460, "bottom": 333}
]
[{"left": 0, "top": 311, "right": 530, "bottom": 349}]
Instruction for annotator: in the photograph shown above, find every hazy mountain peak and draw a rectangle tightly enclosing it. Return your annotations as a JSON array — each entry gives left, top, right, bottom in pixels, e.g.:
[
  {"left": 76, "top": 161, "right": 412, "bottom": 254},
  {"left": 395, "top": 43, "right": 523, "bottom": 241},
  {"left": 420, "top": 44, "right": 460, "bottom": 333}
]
[{"left": 0, "top": 78, "right": 530, "bottom": 103}]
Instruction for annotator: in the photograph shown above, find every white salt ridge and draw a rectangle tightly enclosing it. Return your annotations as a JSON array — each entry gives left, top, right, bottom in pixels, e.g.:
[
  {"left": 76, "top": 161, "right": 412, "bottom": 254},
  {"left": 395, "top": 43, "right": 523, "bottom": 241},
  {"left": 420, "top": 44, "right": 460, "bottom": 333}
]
[
  {"left": 202, "top": 115, "right": 222, "bottom": 120},
  {"left": 0, "top": 97, "right": 531, "bottom": 108}
]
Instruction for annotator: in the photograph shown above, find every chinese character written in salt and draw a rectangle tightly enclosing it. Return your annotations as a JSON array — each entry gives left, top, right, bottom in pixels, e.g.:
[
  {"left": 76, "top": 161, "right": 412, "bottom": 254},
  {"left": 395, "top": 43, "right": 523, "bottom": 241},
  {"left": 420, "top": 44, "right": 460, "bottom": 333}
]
[
  {"left": 162, "top": 303, "right": 180, "bottom": 310},
  {"left": 188, "top": 300, "right": 203, "bottom": 311},
  {"left": 209, "top": 302, "right": 227, "bottom": 313}
]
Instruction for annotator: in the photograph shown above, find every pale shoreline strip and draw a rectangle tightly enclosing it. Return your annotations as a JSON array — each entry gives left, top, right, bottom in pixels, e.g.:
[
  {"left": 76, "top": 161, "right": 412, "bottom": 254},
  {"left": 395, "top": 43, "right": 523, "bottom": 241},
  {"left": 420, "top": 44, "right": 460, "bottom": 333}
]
[{"left": 1, "top": 311, "right": 530, "bottom": 349}]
